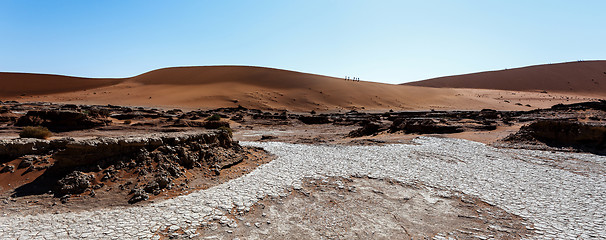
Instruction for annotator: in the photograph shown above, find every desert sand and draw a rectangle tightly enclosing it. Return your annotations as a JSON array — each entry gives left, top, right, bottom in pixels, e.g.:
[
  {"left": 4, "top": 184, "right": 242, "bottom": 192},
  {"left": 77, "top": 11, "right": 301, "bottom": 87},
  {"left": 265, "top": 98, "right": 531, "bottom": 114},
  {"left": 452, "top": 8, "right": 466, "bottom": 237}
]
[
  {"left": 0, "top": 72, "right": 122, "bottom": 96},
  {"left": 404, "top": 60, "right": 606, "bottom": 93},
  {"left": 2, "top": 62, "right": 606, "bottom": 239},
  {"left": 2, "top": 64, "right": 604, "bottom": 112}
]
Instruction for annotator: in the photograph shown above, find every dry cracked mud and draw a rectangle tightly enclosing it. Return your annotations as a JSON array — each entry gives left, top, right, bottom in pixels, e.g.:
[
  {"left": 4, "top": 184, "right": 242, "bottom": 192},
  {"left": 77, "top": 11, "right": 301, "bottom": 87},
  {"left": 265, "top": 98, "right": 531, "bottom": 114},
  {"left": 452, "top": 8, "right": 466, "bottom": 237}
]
[
  {"left": 1, "top": 137, "right": 604, "bottom": 239},
  {"left": 199, "top": 177, "right": 532, "bottom": 239}
]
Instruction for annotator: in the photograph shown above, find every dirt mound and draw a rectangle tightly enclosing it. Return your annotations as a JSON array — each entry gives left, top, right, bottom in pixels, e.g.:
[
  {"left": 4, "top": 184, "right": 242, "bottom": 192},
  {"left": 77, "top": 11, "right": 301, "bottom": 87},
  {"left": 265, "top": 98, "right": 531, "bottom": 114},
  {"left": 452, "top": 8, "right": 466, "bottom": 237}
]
[{"left": 404, "top": 61, "right": 606, "bottom": 93}]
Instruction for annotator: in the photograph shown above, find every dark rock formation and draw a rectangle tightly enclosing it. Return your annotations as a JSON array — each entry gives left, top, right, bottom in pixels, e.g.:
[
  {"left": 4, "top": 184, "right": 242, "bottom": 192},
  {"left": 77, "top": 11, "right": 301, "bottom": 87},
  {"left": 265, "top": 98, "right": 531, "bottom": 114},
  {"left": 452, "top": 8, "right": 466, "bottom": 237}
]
[
  {"left": 17, "top": 156, "right": 35, "bottom": 169},
  {"left": 171, "top": 120, "right": 230, "bottom": 130},
  {"left": 503, "top": 120, "right": 606, "bottom": 154},
  {"left": 142, "top": 174, "right": 172, "bottom": 194},
  {"left": 56, "top": 171, "right": 93, "bottom": 195},
  {"left": 0, "top": 164, "right": 15, "bottom": 173},
  {"left": 550, "top": 100, "right": 606, "bottom": 111},
  {"left": 260, "top": 135, "right": 277, "bottom": 140},
  {"left": 390, "top": 118, "right": 463, "bottom": 134},
  {"left": 3, "top": 130, "right": 245, "bottom": 204},
  {"left": 129, "top": 188, "right": 149, "bottom": 204},
  {"left": 299, "top": 116, "right": 331, "bottom": 124},
  {"left": 479, "top": 109, "right": 500, "bottom": 119},
  {"left": 110, "top": 112, "right": 162, "bottom": 120},
  {"left": 348, "top": 122, "right": 385, "bottom": 137},
  {"left": 202, "top": 120, "right": 230, "bottom": 129},
  {"left": 16, "top": 110, "right": 110, "bottom": 132},
  {"left": 52, "top": 131, "right": 235, "bottom": 169}
]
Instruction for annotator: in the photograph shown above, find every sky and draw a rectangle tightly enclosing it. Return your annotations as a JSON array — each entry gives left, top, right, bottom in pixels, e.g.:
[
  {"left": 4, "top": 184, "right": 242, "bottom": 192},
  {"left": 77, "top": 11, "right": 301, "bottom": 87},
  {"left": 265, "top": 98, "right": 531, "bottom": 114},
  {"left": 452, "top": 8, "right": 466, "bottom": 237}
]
[{"left": 1, "top": 0, "right": 605, "bottom": 84}]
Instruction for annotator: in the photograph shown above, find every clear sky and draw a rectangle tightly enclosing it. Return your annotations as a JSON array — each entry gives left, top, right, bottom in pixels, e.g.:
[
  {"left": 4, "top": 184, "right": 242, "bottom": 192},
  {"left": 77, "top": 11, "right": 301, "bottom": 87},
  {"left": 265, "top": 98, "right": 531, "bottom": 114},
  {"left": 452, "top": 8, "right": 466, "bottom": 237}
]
[{"left": 1, "top": 1, "right": 605, "bottom": 84}]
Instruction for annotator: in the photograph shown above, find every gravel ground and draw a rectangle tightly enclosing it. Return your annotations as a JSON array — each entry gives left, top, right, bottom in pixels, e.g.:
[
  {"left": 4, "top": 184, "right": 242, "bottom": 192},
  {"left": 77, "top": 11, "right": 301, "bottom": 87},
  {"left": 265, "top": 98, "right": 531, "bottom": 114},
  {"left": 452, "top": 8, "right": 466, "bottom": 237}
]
[{"left": 1, "top": 137, "right": 605, "bottom": 239}]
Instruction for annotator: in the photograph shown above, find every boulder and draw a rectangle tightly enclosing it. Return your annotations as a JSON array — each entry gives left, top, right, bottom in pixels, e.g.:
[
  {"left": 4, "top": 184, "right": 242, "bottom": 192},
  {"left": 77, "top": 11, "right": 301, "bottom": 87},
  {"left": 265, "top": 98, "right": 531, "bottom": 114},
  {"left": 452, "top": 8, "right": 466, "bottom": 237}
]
[
  {"left": 129, "top": 188, "right": 149, "bottom": 204},
  {"left": 56, "top": 171, "right": 93, "bottom": 195},
  {"left": 144, "top": 175, "right": 172, "bottom": 194}
]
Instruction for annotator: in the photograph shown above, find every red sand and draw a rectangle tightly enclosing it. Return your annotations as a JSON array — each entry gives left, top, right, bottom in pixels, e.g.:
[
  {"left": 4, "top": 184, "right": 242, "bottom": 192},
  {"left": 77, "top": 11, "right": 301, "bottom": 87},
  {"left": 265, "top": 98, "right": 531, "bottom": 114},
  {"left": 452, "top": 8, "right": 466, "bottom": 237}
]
[
  {"left": 404, "top": 61, "right": 606, "bottom": 93},
  {"left": 0, "top": 72, "right": 122, "bottom": 96},
  {"left": 1, "top": 63, "right": 604, "bottom": 112}
]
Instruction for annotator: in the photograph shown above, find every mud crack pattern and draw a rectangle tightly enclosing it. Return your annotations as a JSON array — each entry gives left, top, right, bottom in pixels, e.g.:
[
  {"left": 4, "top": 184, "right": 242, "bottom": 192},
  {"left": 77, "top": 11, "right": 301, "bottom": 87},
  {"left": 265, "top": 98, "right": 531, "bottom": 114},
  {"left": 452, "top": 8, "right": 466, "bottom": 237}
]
[{"left": 0, "top": 137, "right": 604, "bottom": 239}]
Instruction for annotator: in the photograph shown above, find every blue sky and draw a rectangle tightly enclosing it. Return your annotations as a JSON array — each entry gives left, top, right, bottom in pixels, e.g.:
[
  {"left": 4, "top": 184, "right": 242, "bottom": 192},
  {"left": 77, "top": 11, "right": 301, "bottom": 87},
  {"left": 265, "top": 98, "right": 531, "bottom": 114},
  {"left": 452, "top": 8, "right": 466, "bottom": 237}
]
[{"left": 1, "top": 1, "right": 605, "bottom": 84}]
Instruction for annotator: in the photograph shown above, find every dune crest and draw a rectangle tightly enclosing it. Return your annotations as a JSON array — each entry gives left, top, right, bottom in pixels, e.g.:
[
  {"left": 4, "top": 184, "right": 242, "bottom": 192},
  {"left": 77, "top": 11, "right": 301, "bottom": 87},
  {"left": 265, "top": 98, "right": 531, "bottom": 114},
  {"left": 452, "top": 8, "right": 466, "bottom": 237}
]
[
  {"left": 129, "top": 66, "right": 340, "bottom": 89},
  {"left": 1, "top": 63, "right": 604, "bottom": 111},
  {"left": 0, "top": 72, "right": 122, "bottom": 97},
  {"left": 404, "top": 61, "right": 606, "bottom": 93}
]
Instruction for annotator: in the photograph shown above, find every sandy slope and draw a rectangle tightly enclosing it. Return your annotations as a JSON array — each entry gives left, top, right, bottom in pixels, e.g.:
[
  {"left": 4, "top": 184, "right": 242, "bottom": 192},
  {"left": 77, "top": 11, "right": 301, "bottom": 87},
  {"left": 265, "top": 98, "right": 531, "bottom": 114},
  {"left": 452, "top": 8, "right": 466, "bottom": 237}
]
[
  {"left": 1, "top": 65, "right": 603, "bottom": 112},
  {"left": 0, "top": 72, "right": 122, "bottom": 96},
  {"left": 404, "top": 61, "right": 606, "bottom": 93}
]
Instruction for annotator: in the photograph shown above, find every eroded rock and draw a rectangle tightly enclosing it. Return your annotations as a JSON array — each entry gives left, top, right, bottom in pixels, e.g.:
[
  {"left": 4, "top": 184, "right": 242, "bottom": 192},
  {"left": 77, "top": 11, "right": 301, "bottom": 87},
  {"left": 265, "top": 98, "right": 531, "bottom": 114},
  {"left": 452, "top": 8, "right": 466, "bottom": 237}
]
[
  {"left": 299, "top": 116, "right": 331, "bottom": 124},
  {"left": 348, "top": 122, "right": 385, "bottom": 137},
  {"left": 129, "top": 188, "right": 149, "bottom": 204},
  {"left": 56, "top": 171, "right": 93, "bottom": 195},
  {"left": 16, "top": 110, "right": 110, "bottom": 132},
  {"left": 17, "top": 156, "right": 35, "bottom": 169},
  {"left": 503, "top": 120, "right": 606, "bottom": 154},
  {"left": 390, "top": 118, "right": 463, "bottom": 134}
]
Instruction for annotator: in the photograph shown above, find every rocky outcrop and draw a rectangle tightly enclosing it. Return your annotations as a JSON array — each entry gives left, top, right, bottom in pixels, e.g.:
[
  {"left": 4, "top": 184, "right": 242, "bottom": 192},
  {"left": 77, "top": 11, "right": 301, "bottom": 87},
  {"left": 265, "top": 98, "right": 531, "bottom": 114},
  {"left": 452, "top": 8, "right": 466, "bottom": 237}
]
[
  {"left": 0, "top": 138, "right": 66, "bottom": 162},
  {"left": 3, "top": 130, "right": 245, "bottom": 203},
  {"left": 0, "top": 107, "right": 18, "bottom": 123},
  {"left": 390, "top": 118, "right": 463, "bottom": 134},
  {"left": 16, "top": 110, "right": 110, "bottom": 132},
  {"left": 503, "top": 120, "right": 606, "bottom": 153},
  {"left": 110, "top": 113, "right": 161, "bottom": 120},
  {"left": 171, "top": 120, "right": 230, "bottom": 129},
  {"left": 299, "top": 116, "right": 331, "bottom": 124},
  {"left": 17, "top": 156, "right": 35, "bottom": 169},
  {"left": 0, "top": 164, "right": 15, "bottom": 173},
  {"left": 479, "top": 109, "right": 500, "bottom": 119},
  {"left": 550, "top": 100, "right": 606, "bottom": 111},
  {"left": 348, "top": 122, "right": 385, "bottom": 137},
  {"left": 52, "top": 131, "right": 236, "bottom": 169}
]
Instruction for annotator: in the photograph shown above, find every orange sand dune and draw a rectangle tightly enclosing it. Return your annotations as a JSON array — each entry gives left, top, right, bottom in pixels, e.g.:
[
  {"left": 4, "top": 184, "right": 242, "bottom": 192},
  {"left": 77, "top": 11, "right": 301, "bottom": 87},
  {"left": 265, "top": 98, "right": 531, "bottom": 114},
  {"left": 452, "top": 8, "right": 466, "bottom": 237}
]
[
  {"left": 404, "top": 61, "right": 606, "bottom": 93},
  {"left": 1, "top": 65, "right": 603, "bottom": 112},
  {"left": 131, "top": 66, "right": 336, "bottom": 89},
  {"left": 0, "top": 72, "right": 123, "bottom": 96}
]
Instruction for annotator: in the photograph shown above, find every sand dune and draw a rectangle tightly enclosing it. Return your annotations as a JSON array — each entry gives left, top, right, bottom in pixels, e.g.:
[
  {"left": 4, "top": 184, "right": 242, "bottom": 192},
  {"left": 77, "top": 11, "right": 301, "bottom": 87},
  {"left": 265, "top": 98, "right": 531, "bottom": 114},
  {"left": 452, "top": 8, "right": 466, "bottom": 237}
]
[
  {"left": 0, "top": 72, "right": 122, "bottom": 96},
  {"left": 131, "top": 66, "right": 338, "bottom": 89},
  {"left": 1, "top": 65, "right": 603, "bottom": 112},
  {"left": 404, "top": 61, "right": 606, "bottom": 93}
]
